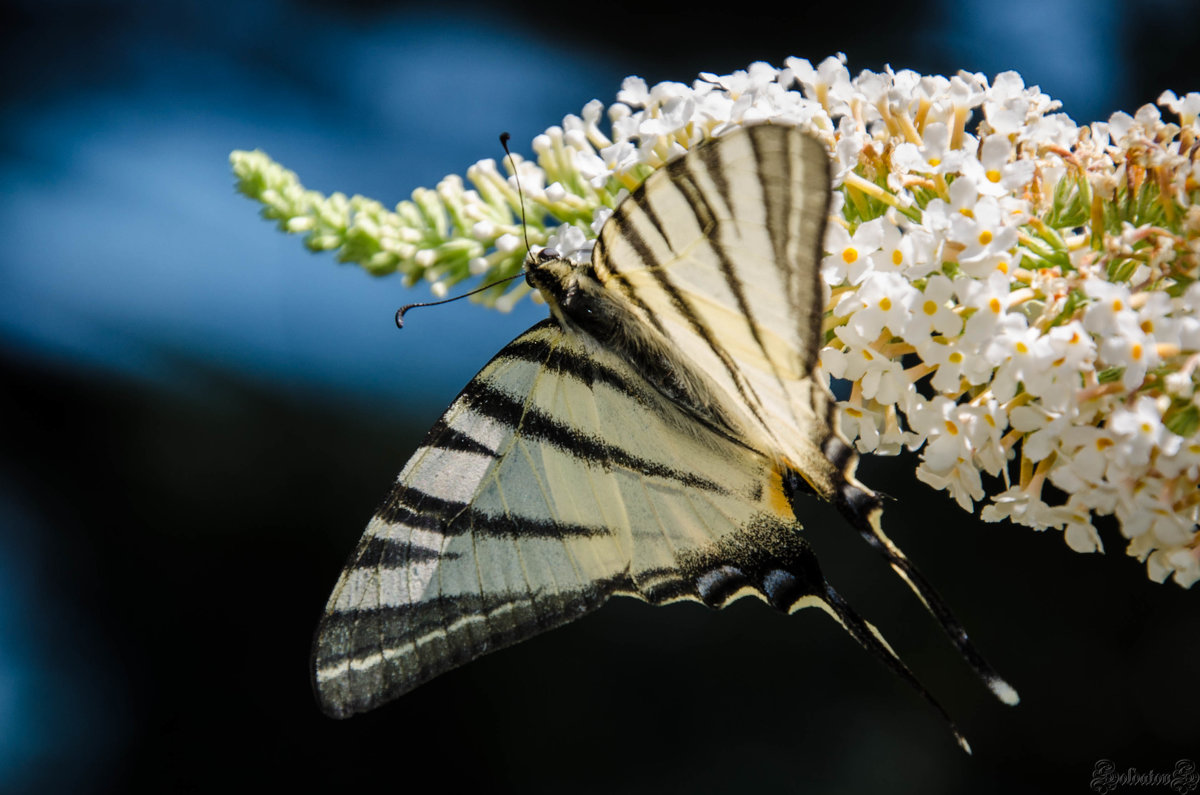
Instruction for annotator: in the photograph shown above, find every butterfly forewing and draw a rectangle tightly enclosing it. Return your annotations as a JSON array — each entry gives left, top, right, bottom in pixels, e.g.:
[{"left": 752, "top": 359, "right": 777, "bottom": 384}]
[
  {"left": 314, "top": 320, "right": 811, "bottom": 717},
  {"left": 595, "top": 125, "right": 836, "bottom": 477}
]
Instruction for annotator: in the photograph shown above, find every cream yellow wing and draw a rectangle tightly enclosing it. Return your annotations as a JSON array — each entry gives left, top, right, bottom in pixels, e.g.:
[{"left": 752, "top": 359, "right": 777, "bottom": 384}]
[
  {"left": 592, "top": 124, "right": 835, "bottom": 478},
  {"left": 313, "top": 320, "right": 954, "bottom": 741}
]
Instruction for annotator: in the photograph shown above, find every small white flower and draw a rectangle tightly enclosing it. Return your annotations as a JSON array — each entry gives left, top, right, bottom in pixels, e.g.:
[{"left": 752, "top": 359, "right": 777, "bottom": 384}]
[
  {"left": 893, "top": 123, "right": 964, "bottom": 175},
  {"left": 838, "top": 402, "right": 882, "bottom": 453},
  {"left": 917, "top": 335, "right": 988, "bottom": 392},
  {"left": 1063, "top": 506, "right": 1105, "bottom": 554},
  {"left": 1159, "top": 89, "right": 1200, "bottom": 126},
  {"left": 909, "top": 396, "right": 974, "bottom": 473},
  {"left": 615, "top": 76, "right": 650, "bottom": 107},
  {"left": 1108, "top": 397, "right": 1173, "bottom": 468},
  {"left": 1009, "top": 403, "right": 1068, "bottom": 462},
  {"left": 824, "top": 219, "right": 884, "bottom": 286},
  {"left": 1163, "top": 546, "right": 1200, "bottom": 588},
  {"left": 1037, "top": 322, "right": 1096, "bottom": 411},
  {"left": 963, "top": 134, "right": 1036, "bottom": 197},
  {"left": 989, "top": 324, "right": 1053, "bottom": 403},
  {"left": 903, "top": 274, "right": 962, "bottom": 342},
  {"left": 839, "top": 270, "right": 917, "bottom": 340},
  {"left": 922, "top": 176, "right": 980, "bottom": 236},
  {"left": 785, "top": 53, "right": 853, "bottom": 114},
  {"left": 951, "top": 195, "right": 1021, "bottom": 264},
  {"left": 917, "top": 456, "right": 986, "bottom": 511},
  {"left": 1099, "top": 322, "right": 1158, "bottom": 392},
  {"left": 957, "top": 271, "right": 1026, "bottom": 348},
  {"left": 981, "top": 485, "right": 1061, "bottom": 530},
  {"left": 982, "top": 72, "right": 1031, "bottom": 135}
]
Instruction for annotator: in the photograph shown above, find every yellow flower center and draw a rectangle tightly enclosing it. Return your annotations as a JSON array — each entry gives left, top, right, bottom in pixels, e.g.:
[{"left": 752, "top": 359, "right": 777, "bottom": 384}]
[
  {"left": 978, "top": 229, "right": 993, "bottom": 245},
  {"left": 985, "top": 168, "right": 1002, "bottom": 183},
  {"left": 891, "top": 248, "right": 903, "bottom": 266},
  {"left": 842, "top": 247, "right": 858, "bottom": 264}
]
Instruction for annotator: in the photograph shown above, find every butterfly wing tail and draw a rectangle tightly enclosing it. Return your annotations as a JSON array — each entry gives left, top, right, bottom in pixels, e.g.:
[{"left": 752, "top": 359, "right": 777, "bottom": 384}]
[
  {"left": 813, "top": 438, "right": 1021, "bottom": 708},
  {"left": 770, "top": 560, "right": 974, "bottom": 755},
  {"left": 837, "top": 485, "right": 1020, "bottom": 706},
  {"left": 692, "top": 510, "right": 977, "bottom": 753}
]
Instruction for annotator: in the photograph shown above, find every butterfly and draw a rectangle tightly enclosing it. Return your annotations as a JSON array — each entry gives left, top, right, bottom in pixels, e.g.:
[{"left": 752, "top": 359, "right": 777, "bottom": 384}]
[{"left": 311, "top": 123, "right": 1016, "bottom": 751}]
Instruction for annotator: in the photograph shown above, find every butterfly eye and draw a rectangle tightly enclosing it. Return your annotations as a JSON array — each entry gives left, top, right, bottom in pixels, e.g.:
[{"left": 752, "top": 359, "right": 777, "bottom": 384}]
[{"left": 537, "top": 248, "right": 560, "bottom": 263}]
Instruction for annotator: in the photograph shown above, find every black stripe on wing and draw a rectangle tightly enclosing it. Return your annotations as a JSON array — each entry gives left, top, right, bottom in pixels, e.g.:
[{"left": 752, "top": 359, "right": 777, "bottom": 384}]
[
  {"left": 423, "top": 418, "right": 500, "bottom": 458},
  {"left": 688, "top": 129, "right": 799, "bottom": 404},
  {"left": 746, "top": 126, "right": 831, "bottom": 373},
  {"left": 608, "top": 196, "right": 765, "bottom": 412},
  {"left": 748, "top": 126, "right": 802, "bottom": 353},
  {"left": 597, "top": 136, "right": 775, "bottom": 436},
  {"left": 318, "top": 586, "right": 598, "bottom": 669},
  {"left": 355, "top": 535, "right": 455, "bottom": 565},
  {"left": 375, "top": 485, "right": 613, "bottom": 539},
  {"left": 315, "top": 573, "right": 632, "bottom": 718},
  {"left": 495, "top": 332, "right": 657, "bottom": 409},
  {"left": 459, "top": 376, "right": 728, "bottom": 493}
]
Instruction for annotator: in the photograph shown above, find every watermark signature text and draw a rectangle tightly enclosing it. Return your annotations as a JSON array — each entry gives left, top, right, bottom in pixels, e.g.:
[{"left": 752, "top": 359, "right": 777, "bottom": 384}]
[{"left": 1091, "top": 760, "right": 1199, "bottom": 794}]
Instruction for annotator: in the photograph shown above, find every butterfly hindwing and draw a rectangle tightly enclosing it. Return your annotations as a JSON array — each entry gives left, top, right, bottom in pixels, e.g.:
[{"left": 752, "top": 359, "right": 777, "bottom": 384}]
[{"left": 583, "top": 124, "right": 1017, "bottom": 714}]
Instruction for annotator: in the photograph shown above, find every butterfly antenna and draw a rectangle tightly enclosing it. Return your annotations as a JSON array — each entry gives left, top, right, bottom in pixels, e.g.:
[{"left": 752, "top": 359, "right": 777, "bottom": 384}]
[
  {"left": 399, "top": 133, "right": 537, "bottom": 331},
  {"left": 395, "top": 273, "right": 523, "bottom": 328},
  {"left": 499, "top": 132, "right": 534, "bottom": 259}
]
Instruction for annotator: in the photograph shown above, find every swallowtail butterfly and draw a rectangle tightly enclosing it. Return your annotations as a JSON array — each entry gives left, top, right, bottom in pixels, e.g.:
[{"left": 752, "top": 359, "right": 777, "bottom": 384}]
[{"left": 312, "top": 123, "right": 1017, "bottom": 751}]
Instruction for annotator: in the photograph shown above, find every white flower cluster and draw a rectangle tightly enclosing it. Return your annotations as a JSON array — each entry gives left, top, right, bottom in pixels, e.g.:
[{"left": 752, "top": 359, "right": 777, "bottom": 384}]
[{"left": 231, "top": 56, "right": 1200, "bottom": 586}]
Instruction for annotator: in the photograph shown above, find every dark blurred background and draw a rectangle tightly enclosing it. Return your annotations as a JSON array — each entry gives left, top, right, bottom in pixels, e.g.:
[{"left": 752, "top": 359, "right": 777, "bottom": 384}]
[{"left": 1, "top": 0, "right": 1197, "bottom": 792}]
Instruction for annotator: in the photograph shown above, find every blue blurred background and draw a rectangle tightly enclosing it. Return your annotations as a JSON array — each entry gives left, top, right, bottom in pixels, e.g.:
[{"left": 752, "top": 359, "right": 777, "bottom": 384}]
[{"left": 2, "top": 0, "right": 1197, "bottom": 792}]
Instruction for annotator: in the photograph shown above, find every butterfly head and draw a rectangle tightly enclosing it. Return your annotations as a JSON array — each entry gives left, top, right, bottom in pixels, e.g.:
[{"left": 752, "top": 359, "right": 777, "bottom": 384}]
[{"left": 524, "top": 247, "right": 619, "bottom": 340}]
